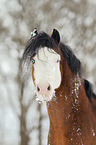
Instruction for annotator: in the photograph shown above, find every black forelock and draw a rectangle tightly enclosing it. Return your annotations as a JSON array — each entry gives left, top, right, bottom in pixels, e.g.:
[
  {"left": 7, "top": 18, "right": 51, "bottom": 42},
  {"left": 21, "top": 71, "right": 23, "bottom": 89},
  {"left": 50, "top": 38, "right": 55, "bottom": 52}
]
[{"left": 22, "top": 32, "right": 57, "bottom": 62}]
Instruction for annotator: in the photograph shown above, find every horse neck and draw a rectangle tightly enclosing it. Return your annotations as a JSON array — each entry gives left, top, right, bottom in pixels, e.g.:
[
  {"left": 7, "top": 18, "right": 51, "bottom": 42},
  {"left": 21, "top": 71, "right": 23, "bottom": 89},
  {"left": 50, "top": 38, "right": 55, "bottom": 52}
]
[{"left": 46, "top": 58, "right": 91, "bottom": 138}]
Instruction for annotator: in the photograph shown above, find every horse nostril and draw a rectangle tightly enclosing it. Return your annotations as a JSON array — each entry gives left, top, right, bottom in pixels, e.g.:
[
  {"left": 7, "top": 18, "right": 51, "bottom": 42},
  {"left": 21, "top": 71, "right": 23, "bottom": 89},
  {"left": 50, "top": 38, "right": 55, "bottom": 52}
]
[
  {"left": 37, "top": 86, "right": 40, "bottom": 92},
  {"left": 47, "top": 85, "right": 51, "bottom": 91}
]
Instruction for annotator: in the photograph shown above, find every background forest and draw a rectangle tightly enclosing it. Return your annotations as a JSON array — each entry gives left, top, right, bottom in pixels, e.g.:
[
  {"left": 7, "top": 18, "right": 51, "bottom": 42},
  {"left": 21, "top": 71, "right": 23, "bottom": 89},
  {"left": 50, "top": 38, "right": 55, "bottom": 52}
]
[{"left": 0, "top": 0, "right": 96, "bottom": 145}]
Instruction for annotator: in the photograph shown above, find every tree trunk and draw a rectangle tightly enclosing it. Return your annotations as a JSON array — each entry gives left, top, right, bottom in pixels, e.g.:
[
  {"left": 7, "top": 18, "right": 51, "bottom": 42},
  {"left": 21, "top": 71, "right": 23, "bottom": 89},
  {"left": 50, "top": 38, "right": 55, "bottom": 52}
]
[
  {"left": 38, "top": 104, "right": 42, "bottom": 145},
  {"left": 20, "top": 104, "right": 29, "bottom": 145}
]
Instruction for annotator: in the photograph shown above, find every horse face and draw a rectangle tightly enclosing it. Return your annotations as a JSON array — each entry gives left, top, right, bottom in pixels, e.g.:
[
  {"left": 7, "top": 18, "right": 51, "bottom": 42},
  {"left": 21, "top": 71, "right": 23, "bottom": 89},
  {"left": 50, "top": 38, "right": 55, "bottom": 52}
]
[{"left": 32, "top": 47, "right": 61, "bottom": 102}]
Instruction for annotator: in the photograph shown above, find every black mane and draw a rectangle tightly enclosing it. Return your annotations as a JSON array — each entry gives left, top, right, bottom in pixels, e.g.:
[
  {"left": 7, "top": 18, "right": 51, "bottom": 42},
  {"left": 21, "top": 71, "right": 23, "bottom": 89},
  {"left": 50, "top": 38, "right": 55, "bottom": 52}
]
[
  {"left": 84, "top": 79, "right": 96, "bottom": 101},
  {"left": 22, "top": 30, "right": 96, "bottom": 100},
  {"left": 60, "top": 42, "right": 82, "bottom": 75}
]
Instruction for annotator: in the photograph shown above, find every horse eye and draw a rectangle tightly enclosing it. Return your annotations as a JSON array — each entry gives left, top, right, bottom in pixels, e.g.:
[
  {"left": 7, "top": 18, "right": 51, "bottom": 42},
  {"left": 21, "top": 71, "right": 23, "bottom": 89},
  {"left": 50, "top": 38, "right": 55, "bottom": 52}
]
[
  {"left": 57, "top": 59, "right": 60, "bottom": 63},
  {"left": 32, "top": 59, "right": 35, "bottom": 64}
]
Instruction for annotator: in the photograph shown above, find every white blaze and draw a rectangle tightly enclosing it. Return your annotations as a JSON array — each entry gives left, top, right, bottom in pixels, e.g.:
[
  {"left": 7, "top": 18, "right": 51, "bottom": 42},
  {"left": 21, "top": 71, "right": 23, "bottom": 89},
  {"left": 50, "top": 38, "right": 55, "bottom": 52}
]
[{"left": 33, "top": 47, "right": 61, "bottom": 102}]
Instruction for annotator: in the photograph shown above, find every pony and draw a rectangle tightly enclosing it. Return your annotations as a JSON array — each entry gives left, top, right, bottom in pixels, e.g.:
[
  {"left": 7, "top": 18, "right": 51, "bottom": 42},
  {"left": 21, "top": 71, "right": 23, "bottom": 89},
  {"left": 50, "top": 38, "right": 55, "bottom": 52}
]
[{"left": 22, "top": 28, "right": 96, "bottom": 145}]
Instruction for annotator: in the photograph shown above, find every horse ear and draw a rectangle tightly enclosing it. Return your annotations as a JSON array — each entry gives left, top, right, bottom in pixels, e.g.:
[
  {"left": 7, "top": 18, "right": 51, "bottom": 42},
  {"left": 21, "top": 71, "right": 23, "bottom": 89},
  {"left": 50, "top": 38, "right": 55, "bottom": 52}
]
[{"left": 51, "top": 29, "right": 60, "bottom": 45}]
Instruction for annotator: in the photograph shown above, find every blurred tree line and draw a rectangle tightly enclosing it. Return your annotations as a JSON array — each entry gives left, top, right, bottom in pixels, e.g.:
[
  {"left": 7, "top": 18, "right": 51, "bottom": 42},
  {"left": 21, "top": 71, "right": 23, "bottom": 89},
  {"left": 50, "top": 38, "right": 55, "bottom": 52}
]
[{"left": 0, "top": 0, "right": 96, "bottom": 145}]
